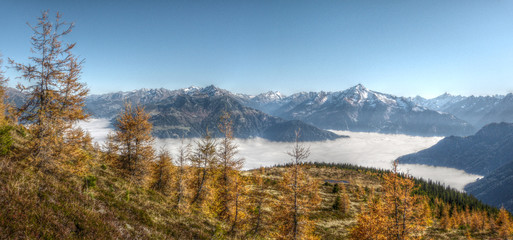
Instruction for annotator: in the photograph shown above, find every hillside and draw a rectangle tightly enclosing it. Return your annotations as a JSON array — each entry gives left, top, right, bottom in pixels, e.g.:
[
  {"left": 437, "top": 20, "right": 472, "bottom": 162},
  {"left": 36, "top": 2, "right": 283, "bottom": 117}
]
[
  {"left": 398, "top": 122, "right": 513, "bottom": 176},
  {"left": 465, "top": 160, "right": 513, "bottom": 213},
  {"left": 1, "top": 156, "right": 503, "bottom": 239},
  {"left": 0, "top": 158, "right": 219, "bottom": 239}
]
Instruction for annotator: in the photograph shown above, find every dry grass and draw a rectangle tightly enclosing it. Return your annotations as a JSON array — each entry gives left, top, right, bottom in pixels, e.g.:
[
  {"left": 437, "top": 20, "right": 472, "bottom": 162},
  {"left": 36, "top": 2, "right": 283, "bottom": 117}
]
[
  {"left": 0, "top": 158, "right": 223, "bottom": 239},
  {"left": 0, "top": 160, "right": 498, "bottom": 239}
]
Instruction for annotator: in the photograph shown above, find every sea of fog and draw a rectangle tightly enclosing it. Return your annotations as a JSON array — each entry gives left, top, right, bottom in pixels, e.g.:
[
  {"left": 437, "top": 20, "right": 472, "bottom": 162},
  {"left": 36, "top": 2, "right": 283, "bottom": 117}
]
[{"left": 78, "top": 119, "right": 481, "bottom": 191}]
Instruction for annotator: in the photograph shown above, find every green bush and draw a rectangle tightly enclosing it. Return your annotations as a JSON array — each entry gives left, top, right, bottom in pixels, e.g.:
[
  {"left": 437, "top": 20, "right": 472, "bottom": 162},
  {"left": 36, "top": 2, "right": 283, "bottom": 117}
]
[
  {"left": 0, "top": 125, "right": 13, "bottom": 156},
  {"left": 84, "top": 175, "right": 97, "bottom": 188},
  {"left": 332, "top": 183, "right": 340, "bottom": 193}
]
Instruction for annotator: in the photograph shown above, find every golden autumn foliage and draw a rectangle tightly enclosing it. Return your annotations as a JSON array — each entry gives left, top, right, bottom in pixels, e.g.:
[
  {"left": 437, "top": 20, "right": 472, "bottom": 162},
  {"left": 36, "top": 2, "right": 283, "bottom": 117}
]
[
  {"left": 214, "top": 113, "right": 244, "bottom": 221},
  {"left": 149, "top": 149, "right": 174, "bottom": 195},
  {"left": 496, "top": 207, "right": 513, "bottom": 239},
  {"left": 350, "top": 197, "right": 389, "bottom": 240},
  {"left": 439, "top": 203, "right": 453, "bottom": 230},
  {"left": 174, "top": 140, "right": 191, "bottom": 211},
  {"left": 58, "top": 128, "right": 96, "bottom": 175},
  {"left": 0, "top": 54, "right": 8, "bottom": 125},
  {"left": 247, "top": 167, "right": 272, "bottom": 238},
  {"left": 383, "top": 162, "right": 430, "bottom": 239},
  {"left": 110, "top": 102, "right": 154, "bottom": 183},
  {"left": 189, "top": 133, "right": 218, "bottom": 214},
  {"left": 10, "top": 11, "right": 89, "bottom": 170},
  {"left": 228, "top": 172, "right": 249, "bottom": 237},
  {"left": 273, "top": 131, "right": 321, "bottom": 240},
  {"left": 351, "top": 161, "right": 431, "bottom": 240},
  {"left": 0, "top": 55, "right": 12, "bottom": 157}
]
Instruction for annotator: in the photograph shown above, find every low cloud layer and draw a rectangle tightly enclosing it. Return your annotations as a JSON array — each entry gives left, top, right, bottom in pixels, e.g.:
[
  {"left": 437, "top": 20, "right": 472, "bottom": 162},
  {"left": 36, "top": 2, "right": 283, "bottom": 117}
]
[{"left": 78, "top": 119, "right": 481, "bottom": 191}]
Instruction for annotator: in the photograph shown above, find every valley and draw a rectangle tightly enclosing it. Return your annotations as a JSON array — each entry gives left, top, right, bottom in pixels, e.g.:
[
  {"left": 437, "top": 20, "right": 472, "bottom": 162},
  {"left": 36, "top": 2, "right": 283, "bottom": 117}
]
[{"left": 78, "top": 118, "right": 480, "bottom": 191}]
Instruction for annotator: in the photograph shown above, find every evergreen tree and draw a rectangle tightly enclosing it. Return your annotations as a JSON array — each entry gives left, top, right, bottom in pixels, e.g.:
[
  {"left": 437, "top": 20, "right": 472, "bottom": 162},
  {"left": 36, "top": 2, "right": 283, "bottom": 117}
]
[
  {"left": 332, "top": 183, "right": 340, "bottom": 193},
  {"left": 333, "top": 184, "right": 350, "bottom": 214}
]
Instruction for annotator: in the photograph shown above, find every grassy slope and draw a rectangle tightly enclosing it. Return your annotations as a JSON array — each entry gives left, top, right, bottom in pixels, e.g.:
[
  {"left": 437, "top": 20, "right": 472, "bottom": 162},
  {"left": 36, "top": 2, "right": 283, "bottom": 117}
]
[
  {"left": 0, "top": 159, "right": 223, "bottom": 239},
  {"left": 0, "top": 158, "right": 499, "bottom": 239}
]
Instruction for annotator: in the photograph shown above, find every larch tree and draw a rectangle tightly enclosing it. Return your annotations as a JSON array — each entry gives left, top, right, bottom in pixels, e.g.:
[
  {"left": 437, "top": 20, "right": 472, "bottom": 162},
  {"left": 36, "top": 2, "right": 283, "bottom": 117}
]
[
  {"left": 350, "top": 197, "right": 389, "bottom": 240},
  {"left": 273, "top": 130, "right": 320, "bottom": 240},
  {"left": 9, "top": 11, "right": 89, "bottom": 169},
  {"left": 149, "top": 149, "right": 174, "bottom": 196},
  {"left": 0, "top": 54, "right": 13, "bottom": 157},
  {"left": 439, "top": 203, "right": 453, "bottom": 230},
  {"left": 189, "top": 132, "right": 218, "bottom": 213},
  {"left": 229, "top": 172, "right": 248, "bottom": 237},
  {"left": 215, "top": 112, "right": 244, "bottom": 221},
  {"left": 175, "top": 139, "right": 191, "bottom": 211},
  {"left": 248, "top": 167, "right": 271, "bottom": 237},
  {"left": 496, "top": 207, "right": 512, "bottom": 239},
  {"left": 382, "top": 161, "right": 430, "bottom": 239},
  {"left": 0, "top": 54, "right": 8, "bottom": 125},
  {"left": 112, "top": 102, "right": 154, "bottom": 184},
  {"left": 351, "top": 161, "right": 431, "bottom": 240}
]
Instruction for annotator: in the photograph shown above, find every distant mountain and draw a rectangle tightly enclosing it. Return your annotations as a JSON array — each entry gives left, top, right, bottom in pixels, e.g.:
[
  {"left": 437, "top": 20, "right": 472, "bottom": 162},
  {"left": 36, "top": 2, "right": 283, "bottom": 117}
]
[
  {"left": 87, "top": 86, "right": 342, "bottom": 142},
  {"left": 85, "top": 84, "right": 475, "bottom": 137},
  {"left": 242, "top": 91, "right": 287, "bottom": 114},
  {"left": 411, "top": 93, "right": 467, "bottom": 111},
  {"left": 143, "top": 92, "right": 342, "bottom": 141},
  {"left": 398, "top": 122, "right": 513, "bottom": 176},
  {"left": 441, "top": 95, "right": 503, "bottom": 128},
  {"left": 465, "top": 160, "right": 513, "bottom": 212},
  {"left": 413, "top": 93, "right": 512, "bottom": 128},
  {"left": 475, "top": 94, "right": 513, "bottom": 128},
  {"left": 264, "top": 84, "right": 474, "bottom": 137},
  {"left": 85, "top": 88, "right": 176, "bottom": 118},
  {"left": 4, "top": 87, "right": 26, "bottom": 107}
]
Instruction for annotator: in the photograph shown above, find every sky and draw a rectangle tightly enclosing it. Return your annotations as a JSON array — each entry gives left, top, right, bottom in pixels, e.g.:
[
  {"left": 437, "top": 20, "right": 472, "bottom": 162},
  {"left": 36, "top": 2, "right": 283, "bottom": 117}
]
[{"left": 2, "top": 0, "right": 513, "bottom": 98}]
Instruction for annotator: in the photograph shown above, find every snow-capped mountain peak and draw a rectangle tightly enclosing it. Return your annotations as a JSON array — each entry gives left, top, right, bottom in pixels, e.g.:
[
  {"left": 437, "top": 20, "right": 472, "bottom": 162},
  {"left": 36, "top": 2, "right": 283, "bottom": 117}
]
[
  {"left": 182, "top": 86, "right": 201, "bottom": 93},
  {"left": 254, "top": 91, "right": 285, "bottom": 101}
]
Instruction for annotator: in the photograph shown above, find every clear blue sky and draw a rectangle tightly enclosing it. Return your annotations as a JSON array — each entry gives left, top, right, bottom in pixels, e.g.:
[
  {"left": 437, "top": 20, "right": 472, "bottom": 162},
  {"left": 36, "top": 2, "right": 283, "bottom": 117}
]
[{"left": 1, "top": 0, "right": 513, "bottom": 98}]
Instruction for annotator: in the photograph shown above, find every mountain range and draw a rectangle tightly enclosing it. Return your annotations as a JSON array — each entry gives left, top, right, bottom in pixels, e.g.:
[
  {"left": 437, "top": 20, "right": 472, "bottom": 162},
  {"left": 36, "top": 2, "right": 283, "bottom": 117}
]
[
  {"left": 397, "top": 122, "right": 513, "bottom": 212},
  {"left": 6, "top": 84, "right": 480, "bottom": 139},
  {"left": 398, "top": 122, "right": 513, "bottom": 176},
  {"left": 143, "top": 92, "right": 343, "bottom": 141},
  {"left": 86, "top": 86, "right": 342, "bottom": 142},
  {"left": 244, "top": 84, "right": 475, "bottom": 136},
  {"left": 412, "top": 93, "right": 513, "bottom": 129}
]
